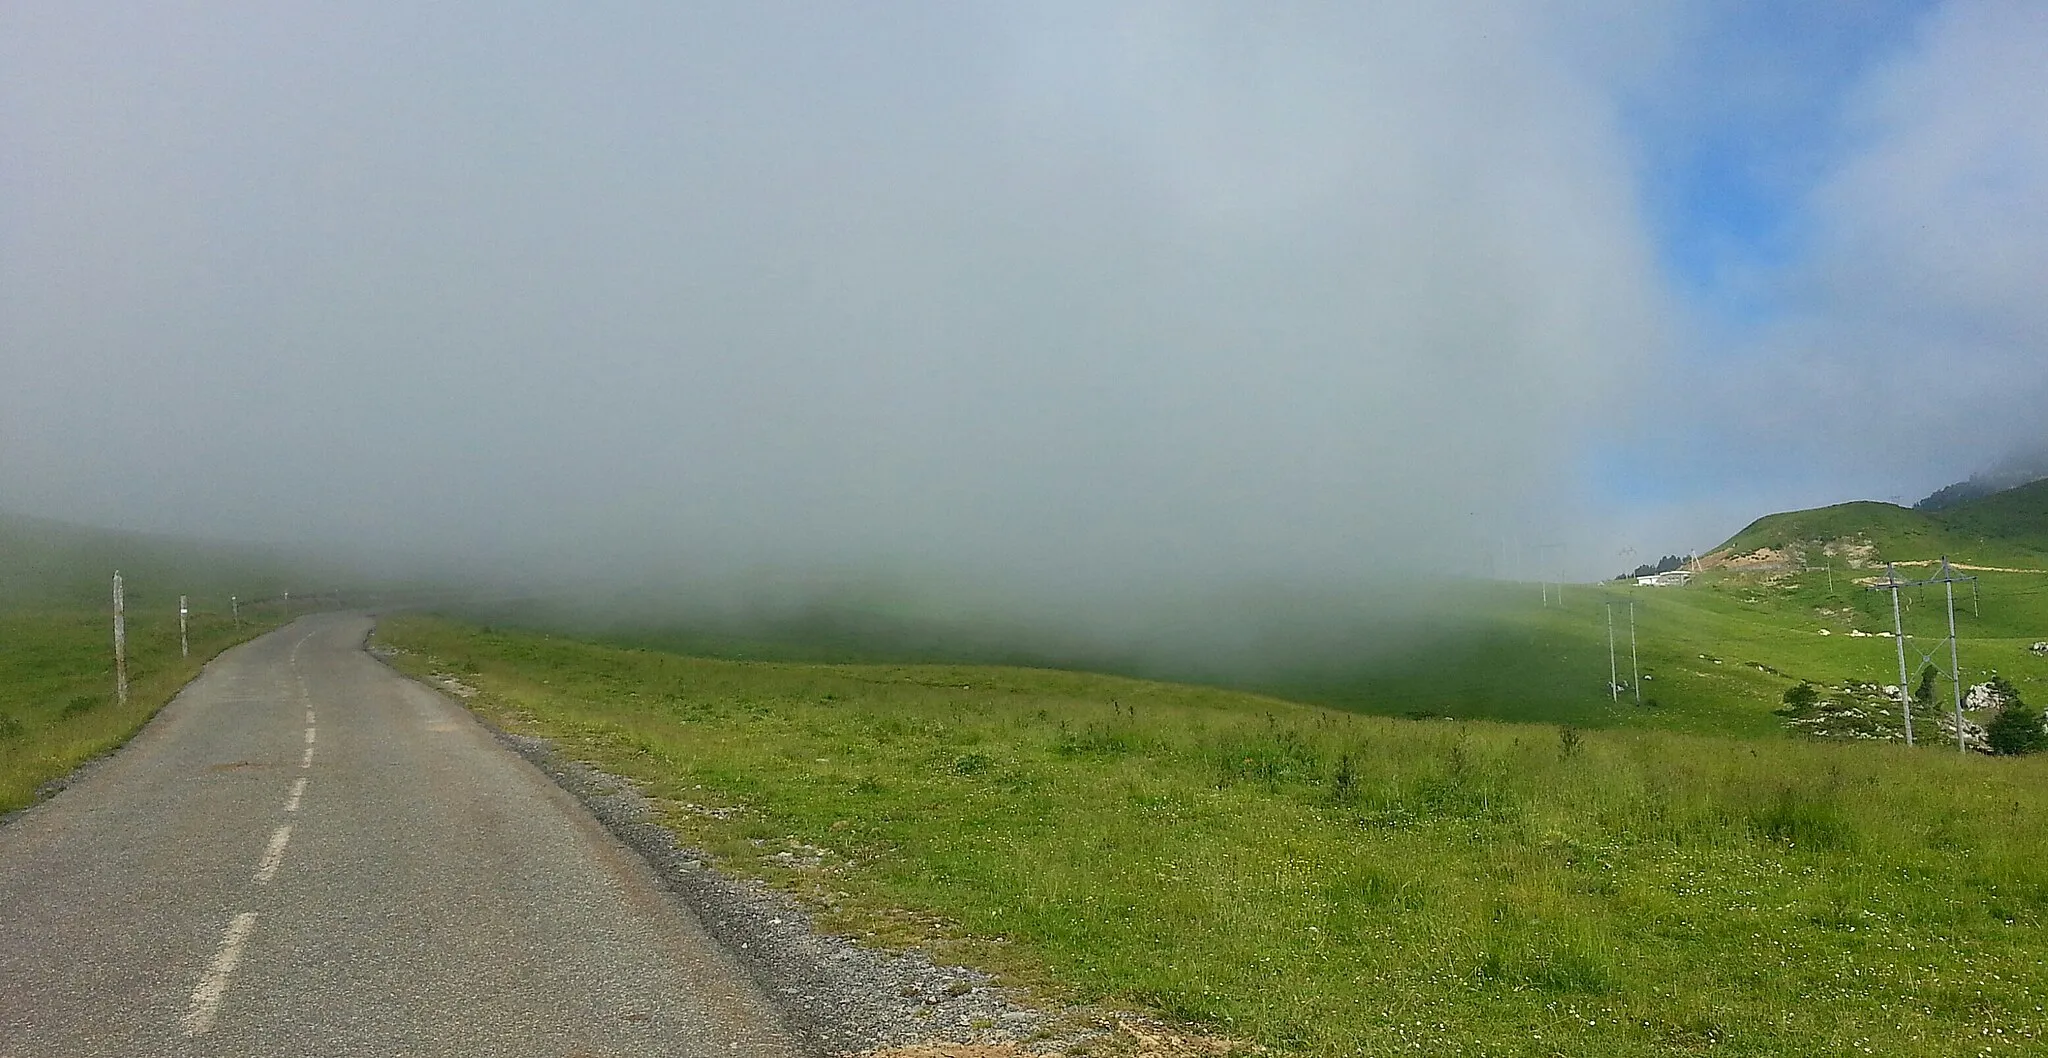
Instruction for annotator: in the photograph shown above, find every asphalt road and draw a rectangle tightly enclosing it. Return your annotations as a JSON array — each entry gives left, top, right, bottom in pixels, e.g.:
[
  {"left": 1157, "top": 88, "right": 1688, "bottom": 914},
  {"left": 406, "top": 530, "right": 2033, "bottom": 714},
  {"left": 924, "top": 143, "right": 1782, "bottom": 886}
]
[{"left": 0, "top": 614, "right": 802, "bottom": 1057}]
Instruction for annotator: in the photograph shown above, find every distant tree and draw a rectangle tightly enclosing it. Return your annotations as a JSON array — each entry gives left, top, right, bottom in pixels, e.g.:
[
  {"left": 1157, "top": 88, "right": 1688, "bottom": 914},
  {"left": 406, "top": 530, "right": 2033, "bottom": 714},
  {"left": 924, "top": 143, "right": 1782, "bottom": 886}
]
[
  {"left": 1781, "top": 682, "right": 1819, "bottom": 713},
  {"left": 1628, "top": 555, "right": 1691, "bottom": 578},
  {"left": 1915, "top": 480, "right": 1995, "bottom": 511},
  {"left": 1913, "top": 665, "right": 1940, "bottom": 706},
  {"left": 1985, "top": 683, "right": 2048, "bottom": 755}
]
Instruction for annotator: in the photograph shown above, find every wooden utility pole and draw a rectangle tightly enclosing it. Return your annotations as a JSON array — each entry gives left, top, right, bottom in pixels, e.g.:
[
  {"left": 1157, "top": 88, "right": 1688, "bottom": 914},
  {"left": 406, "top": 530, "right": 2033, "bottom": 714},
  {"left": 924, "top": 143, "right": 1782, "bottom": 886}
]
[{"left": 112, "top": 572, "right": 129, "bottom": 706}]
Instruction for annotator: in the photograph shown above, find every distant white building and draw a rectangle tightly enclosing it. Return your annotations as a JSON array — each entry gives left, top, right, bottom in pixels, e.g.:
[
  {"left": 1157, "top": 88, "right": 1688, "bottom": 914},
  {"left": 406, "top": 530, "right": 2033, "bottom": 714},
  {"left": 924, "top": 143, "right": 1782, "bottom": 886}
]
[{"left": 1637, "top": 570, "right": 1694, "bottom": 587}]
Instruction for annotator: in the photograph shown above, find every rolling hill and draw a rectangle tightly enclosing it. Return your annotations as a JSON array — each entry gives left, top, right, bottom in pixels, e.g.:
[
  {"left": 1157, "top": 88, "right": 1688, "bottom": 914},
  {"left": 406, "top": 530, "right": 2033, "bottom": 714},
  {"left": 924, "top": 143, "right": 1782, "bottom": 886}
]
[
  {"left": 0, "top": 511, "right": 308, "bottom": 611},
  {"left": 1708, "top": 478, "right": 2048, "bottom": 571}
]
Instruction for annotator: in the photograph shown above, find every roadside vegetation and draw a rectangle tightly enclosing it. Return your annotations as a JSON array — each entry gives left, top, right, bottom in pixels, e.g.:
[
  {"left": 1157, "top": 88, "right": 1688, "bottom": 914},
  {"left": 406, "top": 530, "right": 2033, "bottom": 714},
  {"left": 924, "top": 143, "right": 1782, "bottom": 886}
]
[
  {"left": 0, "top": 604, "right": 285, "bottom": 813},
  {"left": 0, "top": 512, "right": 295, "bottom": 813},
  {"left": 381, "top": 614, "right": 2048, "bottom": 1057}
]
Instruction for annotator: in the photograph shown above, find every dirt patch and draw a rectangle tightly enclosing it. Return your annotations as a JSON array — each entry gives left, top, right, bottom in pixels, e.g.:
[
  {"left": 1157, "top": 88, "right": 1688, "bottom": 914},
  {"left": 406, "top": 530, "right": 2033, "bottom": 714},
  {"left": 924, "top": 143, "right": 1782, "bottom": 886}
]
[
  {"left": 429, "top": 673, "right": 479, "bottom": 698},
  {"left": 1820, "top": 538, "right": 1879, "bottom": 569},
  {"left": 1718, "top": 547, "right": 1795, "bottom": 570}
]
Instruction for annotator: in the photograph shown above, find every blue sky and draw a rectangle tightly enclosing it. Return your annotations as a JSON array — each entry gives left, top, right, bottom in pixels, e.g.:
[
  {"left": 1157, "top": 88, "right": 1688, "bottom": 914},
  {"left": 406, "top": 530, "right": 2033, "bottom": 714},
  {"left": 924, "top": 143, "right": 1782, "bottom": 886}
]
[
  {"left": 1631, "top": 3, "right": 1937, "bottom": 299},
  {"left": 1581, "top": 0, "right": 2046, "bottom": 558}
]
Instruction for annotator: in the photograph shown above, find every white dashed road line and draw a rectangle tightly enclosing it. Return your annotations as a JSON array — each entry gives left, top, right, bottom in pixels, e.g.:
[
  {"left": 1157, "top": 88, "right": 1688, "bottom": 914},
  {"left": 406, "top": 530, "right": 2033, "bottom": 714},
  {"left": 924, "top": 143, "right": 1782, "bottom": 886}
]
[
  {"left": 183, "top": 911, "right": 259, "bottom": 1037},
  {"left": 253, "top": 824, "right": 294, "bottom": 884},
  {"left": 181, "top": 628, "right": 326, "bottom": 1038}
]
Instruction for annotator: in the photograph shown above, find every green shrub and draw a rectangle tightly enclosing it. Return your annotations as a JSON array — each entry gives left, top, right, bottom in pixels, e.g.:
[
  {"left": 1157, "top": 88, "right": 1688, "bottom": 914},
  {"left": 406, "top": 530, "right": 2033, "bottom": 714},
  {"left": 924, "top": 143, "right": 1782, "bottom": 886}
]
[
  {"left": 1986, "top": 682, "right": 2048, "bottom": 756},
  {"left": 1914, "top": 665, "right": 1940, "bottom": 706}
]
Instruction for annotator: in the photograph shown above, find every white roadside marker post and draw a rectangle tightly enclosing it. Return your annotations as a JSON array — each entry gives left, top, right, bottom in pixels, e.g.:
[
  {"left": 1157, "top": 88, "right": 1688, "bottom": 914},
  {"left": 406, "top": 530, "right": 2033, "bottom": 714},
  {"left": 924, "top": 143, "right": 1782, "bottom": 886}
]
[{"left": 180, "top": 595, "right": 190, "bottom": 659}]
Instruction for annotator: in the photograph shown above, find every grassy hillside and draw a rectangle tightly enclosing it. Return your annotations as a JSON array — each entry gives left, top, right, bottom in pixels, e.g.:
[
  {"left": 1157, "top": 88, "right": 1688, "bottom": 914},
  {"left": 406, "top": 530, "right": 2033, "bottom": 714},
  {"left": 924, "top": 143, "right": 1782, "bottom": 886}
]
[
  {"left": 0, "top": 511, "right": 313, "bottom": 612},
  {"left": 1936, "top": 478, "right": 2048, "bottom": 555},
  {"left": 379, "top": 615, "right": 2048, "bottom": 1057},
  {"left": 1200, "top": 482, "right": 2048, "bottom": 737},
  {"left": 1288, "top": 564, "right": 2048, "bottom": 740},
  {"left": 1713, "top": 479, "right": 2048, "bottom": 570}
]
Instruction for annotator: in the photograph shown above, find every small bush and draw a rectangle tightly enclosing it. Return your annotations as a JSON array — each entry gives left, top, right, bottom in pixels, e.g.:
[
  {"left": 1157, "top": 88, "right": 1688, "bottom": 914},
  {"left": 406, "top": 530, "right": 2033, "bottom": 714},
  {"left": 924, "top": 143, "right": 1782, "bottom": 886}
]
[
  {"left": 1054, "top": 722, "right": 1139, "bottom": 760},
  {"left": 1780, "top": 682, "right": 1818, "bottom": 713},
  {"left": 1914, "top": 665, "right": 1940, "bottom": 706},
  {"left": 60, "top": 694, "right": 100, "bottom": 718},
  {"left": 1986, "top": 682, "right": 2048, "bottom": 756},
  {"left": 1329, "top": 751, "right": 1357, "bottom": 802}
]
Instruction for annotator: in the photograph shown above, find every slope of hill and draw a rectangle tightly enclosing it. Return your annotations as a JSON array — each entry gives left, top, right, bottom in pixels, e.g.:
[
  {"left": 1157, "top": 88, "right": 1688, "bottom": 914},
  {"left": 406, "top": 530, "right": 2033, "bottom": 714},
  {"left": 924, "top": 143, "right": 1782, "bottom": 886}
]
[
  {"left": 0, "top": 511, "right": 310, "bottom": 610},
  {"left": 1708, "top": 479, "right": 2048, "bottom": 571},
  {"left": 1934, "top": 477, "right": 2048, "bottom": 555}
]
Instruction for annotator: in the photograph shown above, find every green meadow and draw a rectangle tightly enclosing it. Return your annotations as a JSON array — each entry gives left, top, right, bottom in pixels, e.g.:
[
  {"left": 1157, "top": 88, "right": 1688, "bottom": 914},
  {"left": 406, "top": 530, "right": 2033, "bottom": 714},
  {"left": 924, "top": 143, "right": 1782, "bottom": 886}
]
[
  {"left": 380, "top": 614, "right": 2048, "bottom": 1057},
  {"left": 1297, "top": 562, "right": 2048, "bottom": 740}
]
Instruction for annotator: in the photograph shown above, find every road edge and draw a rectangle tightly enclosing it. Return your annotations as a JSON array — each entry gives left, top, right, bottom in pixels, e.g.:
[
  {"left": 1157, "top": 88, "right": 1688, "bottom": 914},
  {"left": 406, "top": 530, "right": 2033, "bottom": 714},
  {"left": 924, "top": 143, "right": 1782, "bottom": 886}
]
[{"left": 363, "top": 627, "right": 1093, "bottom": 1057}]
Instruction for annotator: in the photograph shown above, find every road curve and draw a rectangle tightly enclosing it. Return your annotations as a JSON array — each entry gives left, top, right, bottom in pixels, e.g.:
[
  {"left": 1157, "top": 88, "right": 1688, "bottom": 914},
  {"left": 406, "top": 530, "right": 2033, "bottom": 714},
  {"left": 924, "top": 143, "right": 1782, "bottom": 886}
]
[{"left": 0, "top": 613, "right": 801, "bottom": 1057}]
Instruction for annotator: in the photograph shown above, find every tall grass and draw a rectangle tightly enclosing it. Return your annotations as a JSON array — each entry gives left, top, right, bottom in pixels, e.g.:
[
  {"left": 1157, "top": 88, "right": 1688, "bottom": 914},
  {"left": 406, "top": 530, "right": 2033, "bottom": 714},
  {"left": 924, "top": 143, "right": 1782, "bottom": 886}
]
[{"left": 383, "top": 615, "right": 2048, "bottom": 1056}]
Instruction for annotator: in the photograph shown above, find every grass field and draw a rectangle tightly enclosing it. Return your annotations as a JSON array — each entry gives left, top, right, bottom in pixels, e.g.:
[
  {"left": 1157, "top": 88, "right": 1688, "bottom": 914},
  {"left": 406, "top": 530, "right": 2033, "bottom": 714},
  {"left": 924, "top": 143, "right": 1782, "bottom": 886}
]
[{"left": 380, "top": 614, "right": 2048, "bottom": 1057}]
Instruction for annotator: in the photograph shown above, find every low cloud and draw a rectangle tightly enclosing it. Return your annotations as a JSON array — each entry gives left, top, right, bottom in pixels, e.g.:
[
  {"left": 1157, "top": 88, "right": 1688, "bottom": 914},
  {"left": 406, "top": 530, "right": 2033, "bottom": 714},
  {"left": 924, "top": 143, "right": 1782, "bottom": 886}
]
[{"left": 0, "top": 3, "right": 1668, "bottom": 612}]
